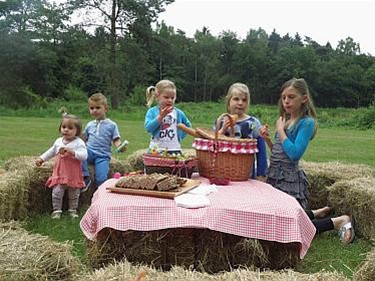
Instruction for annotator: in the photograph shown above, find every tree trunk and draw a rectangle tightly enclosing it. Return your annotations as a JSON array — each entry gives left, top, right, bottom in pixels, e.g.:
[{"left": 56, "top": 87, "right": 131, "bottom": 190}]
[
  {"left": 109, "top": 0, "right": 119, "bottom": 109},
  {"left": 159, "top": 57, "right": 163, "bottom": 80},
  {"left": 194, "top": 60, "right": 198, "bottom": 102},
  {"left": 203, "top": 65, "right": 208, "bottom": 102}
]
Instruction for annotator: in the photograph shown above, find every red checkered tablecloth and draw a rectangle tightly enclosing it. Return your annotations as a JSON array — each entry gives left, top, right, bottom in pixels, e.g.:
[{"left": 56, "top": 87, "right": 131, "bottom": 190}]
[{"left": 80, "top": 175, "right": 316, "bottom": 258}]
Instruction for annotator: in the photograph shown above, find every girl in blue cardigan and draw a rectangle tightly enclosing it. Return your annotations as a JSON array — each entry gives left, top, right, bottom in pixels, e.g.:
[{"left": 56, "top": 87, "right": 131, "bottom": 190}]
[
  {"left": 260, "top": 78, "right": 355, "bottom": 244},
  {"left": 144, "top": 80, "right": 191, "bottom": 154}
]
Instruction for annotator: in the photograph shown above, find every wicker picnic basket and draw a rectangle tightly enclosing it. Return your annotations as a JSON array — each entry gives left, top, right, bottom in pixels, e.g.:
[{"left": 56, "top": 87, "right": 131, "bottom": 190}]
[
  {"left": 142, "top": 154, "right": 197, "bottom": 178},
  {"left": 192, "top": 113, "right": 258, "bottom": 181}
]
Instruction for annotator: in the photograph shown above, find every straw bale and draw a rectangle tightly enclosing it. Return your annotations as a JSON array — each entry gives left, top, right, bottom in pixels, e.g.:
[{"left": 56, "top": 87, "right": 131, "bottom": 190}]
[
  {"left": 354, "top": 245, "right": 375, "bottom": 281},
  {"left": 126, "top": 149, "right": 147, "bottom": 171},
  {"left": 86, "top": 228, "right": 196, "bottom": 270},
  {"left": 2, "top": 156, "right": 54, "bottom": 216},
  {"left": 77, "top": 259, "right": 348, "bottom": 281},
  {"left": 327, "top": 177, "right": 375, "bottom": 239},
  {"left": 195, "top": 230, "right": 269, "bottom": 272},
  {"left": 0, "top": 169, "right": 36, "bottom": 221},
  {"left": 0, "top": 155, "right": 135, "bottom": 219},
  {"left": 3, "top": 155, "right": 39, "bottom": 172},
  {"left": 301, "top": 161, "right": 375, "bottom": 210},
  {"left": 86, "top": 228, "right": 299, "bottom": 273},
  {"left": 108, "top": 158, "right": 133, "bottom": 176},
  {"left": 0, "top": 221, "right": 83, "bottom": 281}
]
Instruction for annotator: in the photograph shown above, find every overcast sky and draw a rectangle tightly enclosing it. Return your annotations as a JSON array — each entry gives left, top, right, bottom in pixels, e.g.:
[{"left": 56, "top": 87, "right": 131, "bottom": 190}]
[{"left": 157, "top": 0, "right": 375, "bottom": 55}]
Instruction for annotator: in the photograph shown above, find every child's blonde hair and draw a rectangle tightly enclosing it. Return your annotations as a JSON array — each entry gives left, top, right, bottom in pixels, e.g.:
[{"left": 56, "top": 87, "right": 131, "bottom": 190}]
[
  {"left": 278, "top": 78, "right": 318, "bottom": 139},
  {"left": 146, "top": 80, "right": 176, "bottom": 107},
  {"left": 225, "top": 83, "right": 250, "bottom": 113},
  {"left": 59, "top": 114, "right": 83, "bottom": 137},
  {"left": 89, "top": 92, "right": 108, "bottom": 106}
]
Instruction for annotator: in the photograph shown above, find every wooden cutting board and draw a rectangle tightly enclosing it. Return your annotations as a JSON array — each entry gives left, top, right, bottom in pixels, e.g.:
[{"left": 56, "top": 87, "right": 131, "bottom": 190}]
[{"left": 106, "top": 179, "right": 201, "bottom": 199}]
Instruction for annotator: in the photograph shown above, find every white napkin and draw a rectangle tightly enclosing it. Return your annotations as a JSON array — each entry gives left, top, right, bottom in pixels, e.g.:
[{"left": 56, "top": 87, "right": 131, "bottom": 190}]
[
  {"left": 175, "top": 194, "right": 211, "bottom": 209},
  {"left": 186, "top": 184, "right": 218, "bottom": 196}
]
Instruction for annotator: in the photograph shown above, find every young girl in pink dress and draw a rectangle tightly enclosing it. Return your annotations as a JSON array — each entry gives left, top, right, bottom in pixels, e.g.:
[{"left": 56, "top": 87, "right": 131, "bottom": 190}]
[{"left": 36, "top": 114, "right": 88, "bottom": 219}]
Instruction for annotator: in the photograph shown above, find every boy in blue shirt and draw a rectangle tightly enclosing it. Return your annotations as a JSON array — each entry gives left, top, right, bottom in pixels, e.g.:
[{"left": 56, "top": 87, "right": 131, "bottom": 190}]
[{"left": 82, "top": 92, "right": 124, "bottom": 191}]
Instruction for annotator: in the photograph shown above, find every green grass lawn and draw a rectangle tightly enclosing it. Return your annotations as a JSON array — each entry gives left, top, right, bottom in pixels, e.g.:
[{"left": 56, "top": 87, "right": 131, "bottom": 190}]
[
  {"left": 1, "top": 116, "right": 375, "bottom": 278},
  {"left": 1, "top": 116, "right": 375, "bottom": 167}
]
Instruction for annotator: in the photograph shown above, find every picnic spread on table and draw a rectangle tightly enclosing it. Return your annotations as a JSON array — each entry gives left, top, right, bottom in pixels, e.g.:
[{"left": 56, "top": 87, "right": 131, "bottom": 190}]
[
  {"left": 80, "top": 113, "right": 317, "bottom": 263},
  {"left": 80, "top": 176, "right": 315, "bottom": 259}
]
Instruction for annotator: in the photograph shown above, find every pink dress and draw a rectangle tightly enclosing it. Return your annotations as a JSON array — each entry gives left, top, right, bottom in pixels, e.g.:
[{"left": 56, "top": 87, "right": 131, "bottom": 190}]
[{"left": 46, "top": 154, "right": 84, "bottom": 188}]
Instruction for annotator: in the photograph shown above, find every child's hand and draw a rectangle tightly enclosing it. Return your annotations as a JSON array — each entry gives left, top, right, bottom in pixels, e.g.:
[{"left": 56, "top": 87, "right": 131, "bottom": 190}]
[
  {"left": 35, "top": 158, "right": 44, "bottom": 167},
  {"left": 159, "top": 106, "right": 173, "bottom": 119},
  {"left": 59, "top": 147, "right": 74, "bottom": 156},
  {"left": 218, "top": 116, "right": 230, "bottom": 135},
  {"left": 276, "top": 116, "right": 286, "bottom": 133},
  {"left": 58, "top": 147, "right": 66, "bottom": 154},
  {"left": 222, "top": 116, "right": 232, "bottom": 129},
  {"left": 115, "top": 140, "right": 129, "bottom": 154},
  {"left": 259, "top": 124, "right": 270, "bottom": 139},
  {"left": 63, "top": 147, "right": 75, "bottom": 156}
]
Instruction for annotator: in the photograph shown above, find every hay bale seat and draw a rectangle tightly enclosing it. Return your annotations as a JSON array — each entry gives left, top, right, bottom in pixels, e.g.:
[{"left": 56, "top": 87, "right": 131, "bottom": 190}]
[
  {"left": 86, "top": 228, "right": 300, "bottom": 274},
  {"left": 76, "top": 259, "right": 348, "bottom": 281},
  {"left": 0, "top": 221, "right": 83, "bottom": 281},
  {"left": 0, "top": 156, "right": 53, "bottom": 220},
  {"left": 0, "top": 156, "right": 132, "bottom": 220},
  {"left": 327, "top": 177, "right": 375, "bottom": 240},
  {"left": 301, "top": 161, "right": 375, "bottom": 210},
  {"left": 354, "top": 245, "right": 375, "bottom": 281}
]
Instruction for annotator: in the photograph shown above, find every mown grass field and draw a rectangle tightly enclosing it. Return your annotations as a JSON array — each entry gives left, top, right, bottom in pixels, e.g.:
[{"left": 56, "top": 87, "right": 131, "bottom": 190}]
[
  {"left": 1, "top": 116, "right": 374, "bottom": 167},
  {"left": 1, "top": 114, "right": 374, "bottom": 278}
]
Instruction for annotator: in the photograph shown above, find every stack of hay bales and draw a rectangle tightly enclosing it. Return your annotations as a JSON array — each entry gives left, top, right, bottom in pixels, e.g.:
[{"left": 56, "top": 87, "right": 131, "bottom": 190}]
[
  {"left": 0, "top": 221, "right": 83, "bottom": 281},
  {"left": 1, "top": 151, "right": 374, "bottom": 280},
  {"left": 354, "top": 246, "right": 375, "bottom": 281},
  {"left": 1, "top": 156, "right": 53, "bottom": 219},
  {"left": 328, "top": 177, "right": 375, "bottom": 239},
  {"left": 86, "top": 228, "right": 299, "bottom": 273},
  {"left": 302, "top": 161, "right": 375, "bottom": 210},
  {"left": 0, "top": 155, "right": 132, "bottom": 220},
  {"left": 0, "top": 170, "right": 29, "bottom": 220},
  {"left": 83, "top": 153, "right": 375, "bottom": 275},
  {"left": 125, "top": 149, "right": 147, "bottom": 171},
  {"left": 76, "top": 259, "right": 348, "bottom": 281},
  {"left": 108, "top": 157, "right": 133, "bottom": 176}
]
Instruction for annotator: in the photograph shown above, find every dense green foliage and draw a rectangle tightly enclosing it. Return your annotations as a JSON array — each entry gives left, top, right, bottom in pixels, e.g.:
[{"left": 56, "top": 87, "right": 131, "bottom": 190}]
[
  {"left": 1, "top": 0, "right": 374, "bottom": 110},
  {"left": 1, "top": 99, "right": 374, "bottom": 130}
]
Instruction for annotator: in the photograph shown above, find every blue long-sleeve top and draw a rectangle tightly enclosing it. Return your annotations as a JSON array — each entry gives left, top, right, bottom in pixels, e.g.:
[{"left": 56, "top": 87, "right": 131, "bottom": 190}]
[
  {"left": 281, "top": 117, "right": 315, "bottom": 161},
  {"left": 144, "top": 106, "right": 191, "bottom": 142},
  {"left": 215, "top": 116, "right": 268, "bottom": 178}
]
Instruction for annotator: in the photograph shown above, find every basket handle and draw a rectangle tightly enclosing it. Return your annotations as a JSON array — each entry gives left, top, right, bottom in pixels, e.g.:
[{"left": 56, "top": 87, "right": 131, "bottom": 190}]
[{"left": 214, "top": 113, "right": 238, "bottom": 140}]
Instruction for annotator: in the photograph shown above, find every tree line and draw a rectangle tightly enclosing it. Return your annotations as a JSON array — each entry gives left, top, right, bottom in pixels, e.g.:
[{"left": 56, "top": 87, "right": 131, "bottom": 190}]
[{"left": 1, "top": 0, "right": 374, "bottom": 109}]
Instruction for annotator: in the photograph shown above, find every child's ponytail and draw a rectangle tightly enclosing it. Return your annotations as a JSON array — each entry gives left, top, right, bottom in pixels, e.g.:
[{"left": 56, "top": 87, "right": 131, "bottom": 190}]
[{"left": 146, "top": 86, "right": 156, "bottom": 108}]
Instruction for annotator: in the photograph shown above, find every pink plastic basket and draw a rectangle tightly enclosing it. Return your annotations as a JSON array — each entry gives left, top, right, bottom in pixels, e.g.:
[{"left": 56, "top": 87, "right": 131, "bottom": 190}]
[{"left": 142, "top": 154, "right": 197, "bottom": 178}]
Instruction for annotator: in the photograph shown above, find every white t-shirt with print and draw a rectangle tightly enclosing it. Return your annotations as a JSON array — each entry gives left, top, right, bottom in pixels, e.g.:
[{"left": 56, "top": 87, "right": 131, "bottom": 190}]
[{"left": 149, "top": 109, "right": 181, "bottom": 151}]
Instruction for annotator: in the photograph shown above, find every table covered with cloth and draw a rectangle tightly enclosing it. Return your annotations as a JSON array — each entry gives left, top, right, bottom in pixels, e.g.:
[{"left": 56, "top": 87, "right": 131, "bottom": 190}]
[{"left": 80, "top": 175, "right": 316, "bottom": 259}]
